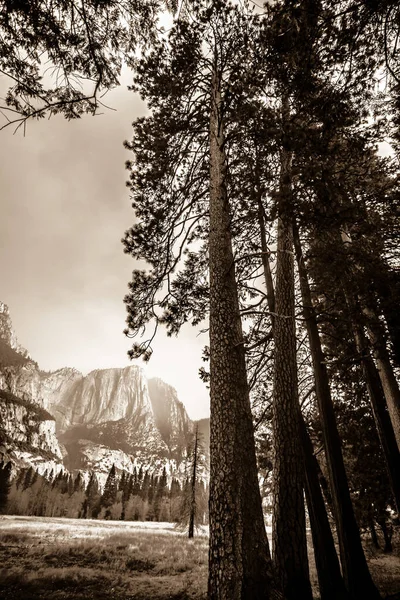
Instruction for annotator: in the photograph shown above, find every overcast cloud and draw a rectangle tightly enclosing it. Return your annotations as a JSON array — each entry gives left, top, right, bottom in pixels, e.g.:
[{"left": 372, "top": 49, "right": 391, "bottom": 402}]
[{"left": 0, "top": 71, "right": 210, "bottom": 420}]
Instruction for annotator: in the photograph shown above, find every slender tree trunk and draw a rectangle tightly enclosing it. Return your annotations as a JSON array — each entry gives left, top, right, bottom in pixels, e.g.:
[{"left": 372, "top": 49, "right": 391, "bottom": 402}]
[
  {"left": 364, "top": 306, "right": 400, "bottom": 451},
  {"left": 369, "top": 519, "right": 379, "bottom": 550},
  {"left": 316, "top": 460, "right": 334, "bottom": 516},
  {"left": 293, "top": 224, "right": 381, "bottom": 600},
  {"left": 340, "top": 231, "right": 400, "bottom": 511},
  {"left": 207, "top": 65, "right": 277, "bottom": 600},
  {"left": 377, "top": 519, "right": 393, "bottom": 553},
  {"left": 341, "top": 232, "right": 400, "bottom": 450},
  {"left": 351, "top": 323, "right": 400, "bottom": 512},
  {"left": 272, "top": 137, "right": 312, "bottom": 600},
  {"left": 188, "top": 424, "right": 198, "bottom": 539},
  {"left": 257, "top": 191, "right": 347, "bottom": 600},
  {"left": 299, "top": 417, "right": 350, "bottom": 600},
  {"left": 257, "top": 194, "right": 275, "bottom": 315},
  {"left": 380, "top": 276, "right": 400, "bottom": 367}
]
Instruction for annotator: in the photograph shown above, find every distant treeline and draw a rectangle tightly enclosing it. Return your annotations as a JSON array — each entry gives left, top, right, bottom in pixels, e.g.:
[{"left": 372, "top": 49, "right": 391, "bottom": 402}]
[{"left": 0, "top": 461, "right": 209, "bottom": 528}]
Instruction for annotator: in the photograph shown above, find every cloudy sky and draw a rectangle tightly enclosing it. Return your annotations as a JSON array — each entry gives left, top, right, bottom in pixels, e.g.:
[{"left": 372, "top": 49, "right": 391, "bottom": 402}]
[{"left": 0, "top": 70, "right": 210, "bottom": 420}]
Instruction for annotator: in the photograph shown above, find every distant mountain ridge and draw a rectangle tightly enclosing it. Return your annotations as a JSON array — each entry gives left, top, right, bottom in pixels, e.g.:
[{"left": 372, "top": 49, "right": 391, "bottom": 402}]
[{"left": 0, "top": 302, "right": 209, "bottom": 484}]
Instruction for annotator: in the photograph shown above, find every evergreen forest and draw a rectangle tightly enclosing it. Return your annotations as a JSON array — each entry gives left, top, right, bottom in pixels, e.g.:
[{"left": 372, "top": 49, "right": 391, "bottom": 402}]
[{"left": 0, "top": 462, "right": 209, "bottom": 528}]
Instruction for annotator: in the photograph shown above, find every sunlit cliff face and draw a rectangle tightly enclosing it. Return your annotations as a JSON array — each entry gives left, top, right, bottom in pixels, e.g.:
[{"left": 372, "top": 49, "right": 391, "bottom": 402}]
[{"left": 0, "top": 302, "right": 209, "bottom": 484}]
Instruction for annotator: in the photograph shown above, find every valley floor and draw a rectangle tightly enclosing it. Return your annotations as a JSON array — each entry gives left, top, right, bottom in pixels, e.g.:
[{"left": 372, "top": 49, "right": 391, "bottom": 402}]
[
  {"left": 0, "top": 516, "right": 208, "bottom": 600},
  {"left": 0, "top": 515, "right": 399, "bottom": 599}
]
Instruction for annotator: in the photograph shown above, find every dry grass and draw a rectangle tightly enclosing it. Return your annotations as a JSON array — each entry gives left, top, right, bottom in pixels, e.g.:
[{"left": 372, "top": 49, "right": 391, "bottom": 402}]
[
  {"left": 0, "top": 516, "right": 400, "bottom": 599},
  {"left": 362, "top": 536, "right": 400, "bottom": 599},
  {"left": 0, "top": 516, "right": 208, "bottom": 600}
]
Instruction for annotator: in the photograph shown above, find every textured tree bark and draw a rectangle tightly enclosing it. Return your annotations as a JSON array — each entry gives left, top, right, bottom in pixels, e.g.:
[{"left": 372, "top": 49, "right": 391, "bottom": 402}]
[
  {"left": 258, "top": 196, "right": 347, "bottom": 600},
  {"left": 188, "top": 423, "right": 198, "bottom": 539},
  {"left": 272, "top": 139, "right": 313, "bottom": 600},
  {"left": 351, "top": 323, "right": 400, "bottom": 512},
  {"left": 207, "top": 65, "right": 277, "bottom": 600},
  {"left": 293, "top": 225, "right": 381, "bottom": 600}
]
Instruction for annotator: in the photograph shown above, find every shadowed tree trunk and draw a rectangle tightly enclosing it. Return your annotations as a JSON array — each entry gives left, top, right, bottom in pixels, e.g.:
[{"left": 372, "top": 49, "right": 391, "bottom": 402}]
[
  {"left": 299, "top": 417, "right": 350, "bottom": 600},
  {"left": 257, "top": 190, "right": 275, "bottom": 316},
  {"left": 377, "top": 518, "right": 393, "bottom": 553},
  {"left": 351, "top": 322, "right": 400, "bottom": 512},
  {"left": 370, "top": 519, "right": 380, "bottom": 550},
  {"left": 341, "top": 231, "right": 400, "bottom": 451},
  {"left": 293, "top": 224, "right": 381, "bottom": 600},
  {"left": 188, "top": 423, "right": 198, "bottom": 539},
  {"left": 379, "top": 274, "right": 400, "bottom": 367},
  {"left": 257, "top": 187, "right": 347, "bottom": 600},
  {"left": 364, "top": 305, "right": 400, "bottom": 451},
  {"left": 207, "top": 64, "right": 278, "bottom": 600},
  {"left": 338, "top": 228, "right": 400, "bottom": 510},
  {"left": 315, "top": 459, "right": 334, "bottom": 515},
  {"left": 271, "top": 131, "right": 312, "bottom": 600},
  {"left": 0, "top": 461, "right": 12, "bottom": 514}
]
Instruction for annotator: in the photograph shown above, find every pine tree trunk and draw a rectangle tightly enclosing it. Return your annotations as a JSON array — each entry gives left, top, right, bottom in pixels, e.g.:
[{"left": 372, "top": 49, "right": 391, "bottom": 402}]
[
  {"left": 351, "top": 323, "right": 400, "bottom": 512},
  {"left": 341, "top": 232, "right": 400, "bottom": 451},
  {"left": 370, "top": 520, "right": 380, "bottom": 550},
  {"left": 299, "top": 417, "right": 350, "bottom": 600},
  {"left": 207, "top": 65, "right": 277, "bottom": 600},
  {"left": 188, "top": 424, "right": 198, "bottom": 539},
  {"left": 272, "top": 139, "right": 312, "bottom": 600},
  {"left": 257, "top": 191, "right": 346, "bottom": 600},
  {"left": 293, "top": 225, "right": 381, "bottom": 600},
  {"left": 339, "top": 227, "right": 400, "bottom": 510},
  {"left": 363, "top": 306, "right": 400, "bottom": 451},
  {"left": 316, "top": 460, "right": 334, "bottom": 516},
  {"left": 257, "top": 193, "right": 275, "bottom": 315},
  {"left": 377, "top": 519, "right": 393, "bottom": 553},
  {"left": 380, "top": 276, "right": 400, "bottom": 367}
]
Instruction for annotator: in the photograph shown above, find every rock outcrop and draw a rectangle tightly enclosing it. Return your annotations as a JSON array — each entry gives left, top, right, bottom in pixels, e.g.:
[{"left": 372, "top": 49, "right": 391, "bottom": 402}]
[
  {"left": 0, "top": 364, "right": 81, "bottom": 417},
  {"left": 0, "top": 302, "right": 29, "bottom": 357},
  {"left": 0, "top": 390, "right": 65, "bottom": 476},
  {"left": 0, "top": 301, "right": 208, "bottom": 483}
]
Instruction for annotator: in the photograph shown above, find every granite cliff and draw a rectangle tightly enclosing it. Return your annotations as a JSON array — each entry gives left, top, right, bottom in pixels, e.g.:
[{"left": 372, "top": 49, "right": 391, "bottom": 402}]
[
  {"left": 0, "top": 302, "right": 29, "bottom": 357},
  {"left": 0, "top": 389, "right": 65, "bottom": 476},
  {"left": 148, "top": 377, "right": 192, "bottom": 454},
  {"left": 0, "top": 302, "right": 207, "bottom": 484}
]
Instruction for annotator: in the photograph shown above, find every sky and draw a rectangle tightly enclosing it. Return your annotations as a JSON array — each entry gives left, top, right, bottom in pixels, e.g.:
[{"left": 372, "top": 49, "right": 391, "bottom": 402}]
[{"left": 0, "top": 69, "right": 210, "bottom": 421}]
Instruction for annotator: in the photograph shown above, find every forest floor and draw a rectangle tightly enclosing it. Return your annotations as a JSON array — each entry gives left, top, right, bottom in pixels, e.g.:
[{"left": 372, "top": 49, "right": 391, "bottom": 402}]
[{"left": 0, "top": 515, "right": 399, "bottom": 600}]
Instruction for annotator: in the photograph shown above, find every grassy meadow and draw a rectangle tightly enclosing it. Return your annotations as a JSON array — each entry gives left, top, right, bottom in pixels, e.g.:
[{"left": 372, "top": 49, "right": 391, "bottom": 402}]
[
  {"left": 0, "top": 515, "right": 400, "bottom": 599},
  {"left": 0, "top": 516, "right": 208, "bottom": 600}
]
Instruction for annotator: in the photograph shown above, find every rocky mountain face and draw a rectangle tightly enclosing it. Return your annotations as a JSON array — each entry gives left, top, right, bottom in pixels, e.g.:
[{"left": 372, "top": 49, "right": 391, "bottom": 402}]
[
  {"left": 56, "top": 366, "right": 160, "bottom": 433},
  {"left": 148, "top": 377, "right": 192, "bottom": 454},
  {"left": 0, "top": 302, "right": 29, "bottom": 357},
  {"left": 0, "top": 302, "right": 208, "bottom": 485},
  {"left": 0, "top": 390, "right": 65, "bottom": 477}
]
